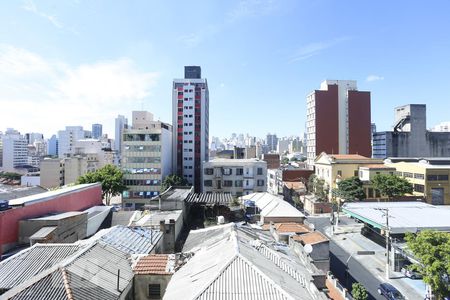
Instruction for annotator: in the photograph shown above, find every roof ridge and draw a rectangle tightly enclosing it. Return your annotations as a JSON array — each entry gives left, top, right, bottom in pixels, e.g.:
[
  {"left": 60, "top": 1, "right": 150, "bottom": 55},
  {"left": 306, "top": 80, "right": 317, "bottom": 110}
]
[{"left": 61, "top": 267, "right": 74, "bottom": 300}]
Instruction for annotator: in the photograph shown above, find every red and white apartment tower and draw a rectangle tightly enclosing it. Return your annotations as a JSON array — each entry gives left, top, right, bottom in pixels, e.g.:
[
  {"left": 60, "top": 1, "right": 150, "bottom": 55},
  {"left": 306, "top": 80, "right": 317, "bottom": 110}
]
[
  {"left": 172, "top": 66, "right": 209, "bottom": 192},
  {"left": 306, "top": 80, "right": 371, "bottom": 167}
]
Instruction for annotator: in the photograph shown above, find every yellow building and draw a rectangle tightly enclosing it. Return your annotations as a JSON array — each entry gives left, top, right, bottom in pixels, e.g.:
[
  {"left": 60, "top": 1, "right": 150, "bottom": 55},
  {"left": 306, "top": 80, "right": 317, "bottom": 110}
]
[
  {"left": 385, "top": 159, "right": 450, "bottom": 205},
  {"left": 314, "top": 153, "right": 384, "bottom": 200}
]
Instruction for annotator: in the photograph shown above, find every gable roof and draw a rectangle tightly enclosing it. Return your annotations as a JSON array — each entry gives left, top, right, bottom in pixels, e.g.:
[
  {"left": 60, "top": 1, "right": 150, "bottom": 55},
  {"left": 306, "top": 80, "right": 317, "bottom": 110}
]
[
  {"left": 274, "top": 223, "right": 310, "bottom": 234},
  {"left": 134, "top": 255, "right": 172, "bottom": 275},
  {"left": 164, "top": 224, "right": 319, "bottom": 300},
  {"left": 291, "top": 231, "right": 329, "bottom": 245},
  {"left": 241, "top": 193, "right": 305, "bottom": 219}
]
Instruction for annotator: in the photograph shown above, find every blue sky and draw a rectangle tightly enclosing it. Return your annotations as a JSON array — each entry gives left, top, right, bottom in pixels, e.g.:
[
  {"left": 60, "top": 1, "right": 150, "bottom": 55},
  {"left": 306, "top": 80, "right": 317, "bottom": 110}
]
[{"left": 1, "top": 0, "right": 450, "bottom": 139}]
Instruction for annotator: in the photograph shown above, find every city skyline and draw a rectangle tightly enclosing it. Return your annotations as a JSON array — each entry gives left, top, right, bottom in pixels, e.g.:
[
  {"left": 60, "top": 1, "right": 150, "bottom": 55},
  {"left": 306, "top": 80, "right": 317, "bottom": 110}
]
[{"left": 1, "top": 0, "right": 450, "bottom": 139}]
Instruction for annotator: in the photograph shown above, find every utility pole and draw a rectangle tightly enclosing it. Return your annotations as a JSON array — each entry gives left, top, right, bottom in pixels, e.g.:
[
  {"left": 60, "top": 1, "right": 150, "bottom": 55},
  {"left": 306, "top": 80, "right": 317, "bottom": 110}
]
[{"left": 375, "top": 207, "right": 390, "bottom": 279}]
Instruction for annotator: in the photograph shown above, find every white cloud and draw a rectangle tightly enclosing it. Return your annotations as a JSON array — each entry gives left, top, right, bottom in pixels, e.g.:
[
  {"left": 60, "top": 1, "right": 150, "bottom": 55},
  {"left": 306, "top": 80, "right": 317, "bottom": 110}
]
[
  {"left": 366, "top": 75, "right": 384, "bottom": 82},
  {"left": 22, "top": 0, "right": 64, "bottom": 29},
  {"left": 227, "top": 0, "right": 277, "bottom": 23},
  {"left": 177, "top": 33, "right": 202, "bottom": 48},
  {"left": 0, "top": 44, "right": 159, "bottom": 137},
  {"left": 289, "top": 37, "right": 352, "bottom": 63}
]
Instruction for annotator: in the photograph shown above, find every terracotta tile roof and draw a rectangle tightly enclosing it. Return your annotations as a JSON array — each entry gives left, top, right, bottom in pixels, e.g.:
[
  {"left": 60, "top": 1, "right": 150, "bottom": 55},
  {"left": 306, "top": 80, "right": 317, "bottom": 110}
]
[
  {"left": 274, "top": 223, "right": 310, "bottom": 234},
  {"left": 291, "top": 231, "right": 329, "bottom": 245},
  {"left": 133, "top": 254, "right": 172, "bottom": 275},
  {"left": 360, "top": 164, "right": 395, "bottom": 169},
  {"left": 283, "top": 181, "right": 305, "bottom": 190},
  {"left": 330, "top": 154, "right": 371, "bottom": 160},
  {"left": 261, "top": 224, "right": 271, "bottom": 231}
]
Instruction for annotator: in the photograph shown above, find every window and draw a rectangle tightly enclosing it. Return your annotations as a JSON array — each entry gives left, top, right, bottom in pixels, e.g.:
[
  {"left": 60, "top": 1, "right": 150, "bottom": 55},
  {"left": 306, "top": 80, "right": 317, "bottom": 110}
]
[
  {"left": 204, "top": 168, "right": 213, "bottom": 175},
  {"left": 354, "top": 170, "right": 358, "bottom": 177},
  {"left": 337, "top": 170, "right": 342, "bottom": 176},
  {"left": 428, "top": 174, "right": 449, "bottom": 181},
  {"left": 236, "top": 168, "right": 244, "bottom": 175},
  {"left": 222, "top": 168, "right": 232, "bottom": 175},
  {"left": 257, "top": 168, "right": 263, "bottom": 175},
  {"left": 257, "top": 179, "right": 265, "bottom": 186},
  {"left": 414, "top": 173, "right": 425, "bottom": 180},
  {"left": 235, "top": 180, "right": 243, "bottom": 187},
  {"left": 204, "top": 180, "right": 212, "bottom": 187},
  {"left": 223, "top": 180, "right": 233, "bottom": 187},
  {"left": 414, "top": 184, "right": 425, "bottom": 193},
  {"left": 403, "top": 172, "right": 413, "bottom": 178}
]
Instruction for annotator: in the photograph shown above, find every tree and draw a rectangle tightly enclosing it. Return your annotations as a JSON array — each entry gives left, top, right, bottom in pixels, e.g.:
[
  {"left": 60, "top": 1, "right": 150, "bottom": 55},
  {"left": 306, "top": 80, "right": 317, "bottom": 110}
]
[
  {"left": 371, "top": 174, "right": 413, "bottom": 200},
  {"left": 161, "top": 174, "right": 190, "bottom": 192},
  {"left": 337, "top": 176, "right": 366, "bottom": 201},
  {"left": 77, "top": 164, "right": 127, "bottom": 205},
  {"left": 281, "top": 157, "right": 289, "bottom": 165},
  {"left": 352, "top": 282, "right": 368, "bottom": 300},
  {"left": 307, "top": 174, "right": 328, "bottom": 201},
  {"left": 405, "top": 230, "right": 450, "bottom": 300}
]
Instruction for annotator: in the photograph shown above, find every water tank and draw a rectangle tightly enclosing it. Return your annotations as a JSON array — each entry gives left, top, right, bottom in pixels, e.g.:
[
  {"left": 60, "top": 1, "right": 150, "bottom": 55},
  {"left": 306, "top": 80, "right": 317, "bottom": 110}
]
[
  {"left": 217, "top": 216, "right": 225, "bottom": 225},
  {"left": 0, "top": 200, "right": 9, "bottom": 211}
]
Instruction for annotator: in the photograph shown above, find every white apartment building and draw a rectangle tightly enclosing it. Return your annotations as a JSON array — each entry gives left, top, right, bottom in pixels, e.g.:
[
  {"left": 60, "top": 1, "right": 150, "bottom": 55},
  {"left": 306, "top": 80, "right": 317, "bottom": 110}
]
[
  {"left": 0, "top": 129, "right": 28, "bottom": 172},
  {"left": 121, "top": 111, "right": 173, "bottom": 209},
  {"left": 172, "top": 66, "right": 209, "bottom": 192},
  {"left": 202, "top": 159, "right": 267, "bottom": 196},
  {"left": 114, "top": 115, "right": 128, "bottom": 165},
  {"left": 57, "top": 126, "right": 87, "bottom": 158}
]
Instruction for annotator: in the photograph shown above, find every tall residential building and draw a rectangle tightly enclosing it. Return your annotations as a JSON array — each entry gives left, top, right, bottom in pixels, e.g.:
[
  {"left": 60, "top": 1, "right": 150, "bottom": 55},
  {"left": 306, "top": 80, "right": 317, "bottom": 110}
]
[
  {"left": 202, "top": 158, "right": 267, "bottom": 197},
  {"left": 25, "top": 133, "right": 44, "bottom": 145},
  {"left": 372, "top": 104, "right": 450, "bottom": 158},
  {"left": 115, "top": 115, "right": 128, "bottom": 164},
  {"left": 172, "top": 66, "right": 209, "bottom": 192},
  {"left": 266, "top": 133, "right": 278, "bottom": 152},
  {"left": 92, "top": 124, "right": 103, "bottom": 139},
  {"left": 57, "top": 126, "right": 86, "bottom": 158},
  {"left": 0, "top": 129, "right": 28, "bottom": 172},
  {"left": 47, "top": 135, "right": 58, "bottom": 157},
  {"left": 306, "top": 80, "right": 371, "bottom": 167},
  {"left": 121, "top": 111, "right": 173, "bottom": 209}
]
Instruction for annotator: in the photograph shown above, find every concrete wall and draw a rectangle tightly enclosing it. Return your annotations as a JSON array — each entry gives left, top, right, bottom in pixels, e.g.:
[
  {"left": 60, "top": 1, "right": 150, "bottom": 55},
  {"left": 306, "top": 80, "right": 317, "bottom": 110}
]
[
  {"left": 134, "top": 274, "right": 172, "bottom": 300},
  {"left": 19, "top": 212, "right": 88, "bottom": 244},
  {"left": 40, "top": 158, "right": 63, "bottom": 188},
  {"left": 0, "top": 184, "right": 102, "bottom": 255}
]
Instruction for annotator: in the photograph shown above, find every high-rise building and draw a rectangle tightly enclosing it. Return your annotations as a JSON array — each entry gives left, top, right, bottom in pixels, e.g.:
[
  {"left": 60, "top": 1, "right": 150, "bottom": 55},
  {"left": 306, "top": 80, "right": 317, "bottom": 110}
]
[
  {"left": 25, "top": 133, "right": 44, "bottom": 145},
  {"left": 115, "top": 115, "right": 128, "bottom": 165},
  {"left": 57, "top": 126, "right": 86, "bottom": 158},
  {"left": 47, "top": 135, "right": 58, "bottom": 157},
  {"left": 121, "top": 111, "right": 173, "bottom": 209},
  {"left": 172, "top": 66, "right": 209, "bottom": 192},
  {"left": 266, "top": 133, "right": 278, "bottom": 152},
  {"left": 0, "top": 128, "right": 28, "bottom": 172},
  {"left": 306, "top": 80, "right": 371, "bottom": 167},
  {"left": 92, "top": 124, "right": 103, "bottom": 139}
]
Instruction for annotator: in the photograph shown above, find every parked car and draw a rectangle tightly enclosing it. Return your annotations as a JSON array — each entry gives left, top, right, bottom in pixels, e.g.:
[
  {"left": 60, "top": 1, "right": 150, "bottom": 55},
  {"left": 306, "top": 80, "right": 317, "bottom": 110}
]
[
  {"left": 401, "top": 266, "right": 423, "bottom": 279},
  {"left": 378, "top": 283, "right": 405, "bottom": 300}
]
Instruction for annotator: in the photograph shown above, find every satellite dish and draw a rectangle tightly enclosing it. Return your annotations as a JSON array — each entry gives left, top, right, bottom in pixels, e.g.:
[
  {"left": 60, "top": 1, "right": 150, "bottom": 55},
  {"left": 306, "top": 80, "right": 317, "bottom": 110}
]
[
  {"left": 304, "top": 244, "right": 313, "bottom": 254},
  {"left": 308, "top": 223, "right": 315, "bottom": 231}
]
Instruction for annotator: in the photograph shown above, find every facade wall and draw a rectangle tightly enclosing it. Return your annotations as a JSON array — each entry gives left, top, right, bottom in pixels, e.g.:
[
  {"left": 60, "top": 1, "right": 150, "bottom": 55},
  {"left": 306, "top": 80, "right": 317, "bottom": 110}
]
[
  {"left": 348, "top": 90, "right": 371, "bottom": 157},
  {"left": 0, "top": 184, "right": 102, "bottom": 255},
  {"left": 202, "top": 160, "right": 267, "bottom": 196},
  {"left": 134, "top": 274, "right": 172, "bottom": 300},
  {"left": 262, "top": 154, "right": 280, "bottom": 169},
  {"left": 40, "top": 158, "right": 63, "bottom": 188}
]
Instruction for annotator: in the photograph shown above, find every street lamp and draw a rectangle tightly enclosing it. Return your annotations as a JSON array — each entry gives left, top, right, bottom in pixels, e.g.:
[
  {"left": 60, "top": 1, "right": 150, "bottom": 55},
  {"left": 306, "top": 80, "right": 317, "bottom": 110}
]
[{"left": 375, "top": 207, "right": 390, "bottom": 279}]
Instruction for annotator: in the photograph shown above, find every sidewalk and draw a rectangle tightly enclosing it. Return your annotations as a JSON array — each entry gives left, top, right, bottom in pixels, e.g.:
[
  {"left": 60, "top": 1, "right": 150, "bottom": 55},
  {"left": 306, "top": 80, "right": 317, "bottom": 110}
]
[{"left": 324, "top": 226, "right": 425, "bottom": 300}]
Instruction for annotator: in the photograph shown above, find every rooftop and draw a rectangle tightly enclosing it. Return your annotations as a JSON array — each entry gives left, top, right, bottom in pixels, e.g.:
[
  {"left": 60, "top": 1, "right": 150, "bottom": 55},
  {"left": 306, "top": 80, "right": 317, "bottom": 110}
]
[
  {"left": 7, "top": 183, "right": 100, "bottom": 207},
  {"left": 132, "top": 210, "right": 182, "bottom": 227},
  {"left": 185, "top": 192, "right": 233, "bottom": 205},
  {"left": 241, "top": 193, "right": 305, "bottom": 219},
  {"left": 27, "top": 211, "right": 87, "bottom": 221},
  {"left": 0, "top": 185, "right": 47, "bottom": 201},
  {"left": 342, "top": 201, "right": 450, "bottom": 234},
  {"left": 133, "top": 254, "right": 173, "bottom": 275},
  {"left": 291, "top": 231, "right": 329, "bottom": 245},
  {"left": 206, "top": 158, "right": 266, "bottom": 164},
  {"left": 274, "top": 223, "right": 310, "bottom": 234}
]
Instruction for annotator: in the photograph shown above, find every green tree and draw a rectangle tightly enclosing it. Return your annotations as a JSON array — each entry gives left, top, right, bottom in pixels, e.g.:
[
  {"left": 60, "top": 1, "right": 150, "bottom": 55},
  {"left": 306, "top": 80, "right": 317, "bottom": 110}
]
[
  {"left": 307, "top": 174, "right": 328, "bottom": 201},
  {"left": 76, "top": 164, "right": 127, "bottom": 205},
  {"left": 405, "top": 230, "right": 450, "bottom": 300},
  {"left": 352, "top": 282, "right": 368, "bottom": 300},
  {"left": 161, "top": 174, "right": 190, "bottom": 192},
  {"left": 290, "top": 157, "right": 299, "bottom": 162},
  {"left": 0, "top": 172, "right": 22, "bottom": 181},
  {"left": 281, "top": 157, "right": 289, "bottom": 165},
  {"left": 371, "top": 174, "right": 413, "bottom": 200},
  {"left": 337, "top": 176, "right": 366, "bottom": 201}
]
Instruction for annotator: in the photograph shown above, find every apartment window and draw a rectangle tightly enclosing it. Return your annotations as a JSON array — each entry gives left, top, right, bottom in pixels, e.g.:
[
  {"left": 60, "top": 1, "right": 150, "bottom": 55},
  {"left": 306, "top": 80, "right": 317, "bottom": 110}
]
[
  {"left": 414, "top": 184, "right": 425, "bottom": 193},
  {"left": 354, "top": 170, "right": 358, "bottom": 177},
  {"left": 204, "top": 180, "right": 212, "bottom": 187},
  {"left": 223, "top": 180, "right": 233, "bottom": 187},
  {"left": 204, "top": 168, "right": 213, "bottom": 175},
  {"left": 414, "top": 173, "right": 425, "bottom": 180},
  {"left": 236, "top": 168, "right": 243, "bottom": 175},
  {"left": 257, "top": 168, "right": 263, "bottom": 175},
  {"left": 337, "top": 170, "right": 342, "bottom": 176},
  {"left": 257, "top": 179, "right": 265, "bottom": 186},
  {"left": 403, "top": 172, "right": 413, "bottom": 178},
  {"left": 222, "top": 168, "right": 232, "bottom": 175},
  {"left": 217, "top": 180, "right": 222, "bottom": 189},
  {"left": 235, "top": 180, "right": 243, "bottom": 187},
  {"left": 428, "top": 174, "right": 449, "bottom": 181}
]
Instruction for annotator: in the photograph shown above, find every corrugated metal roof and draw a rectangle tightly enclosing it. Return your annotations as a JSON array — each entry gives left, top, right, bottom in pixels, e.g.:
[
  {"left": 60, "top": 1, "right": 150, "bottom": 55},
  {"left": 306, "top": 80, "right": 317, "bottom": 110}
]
[
  {"left": 243, "top": 193, "right": 304, "bottom": 219},
  {"left": 92, "top": 225, "right": 162, "bottom": 254},
  {"left": 164, "top": 224, "right": 317, "bottom": 300},
  {"left": 185, "top": 193, "right": 233, "bottom": 204},
  {"left": 0, "top": 244, "right": 82, "bottom": 290}
]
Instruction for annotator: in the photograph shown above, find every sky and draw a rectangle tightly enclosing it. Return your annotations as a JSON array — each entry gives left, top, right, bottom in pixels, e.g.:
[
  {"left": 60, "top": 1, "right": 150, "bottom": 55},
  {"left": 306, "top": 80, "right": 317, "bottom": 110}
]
[{"left": 1, "top": 0, "right": 450, "bottom": 140}]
